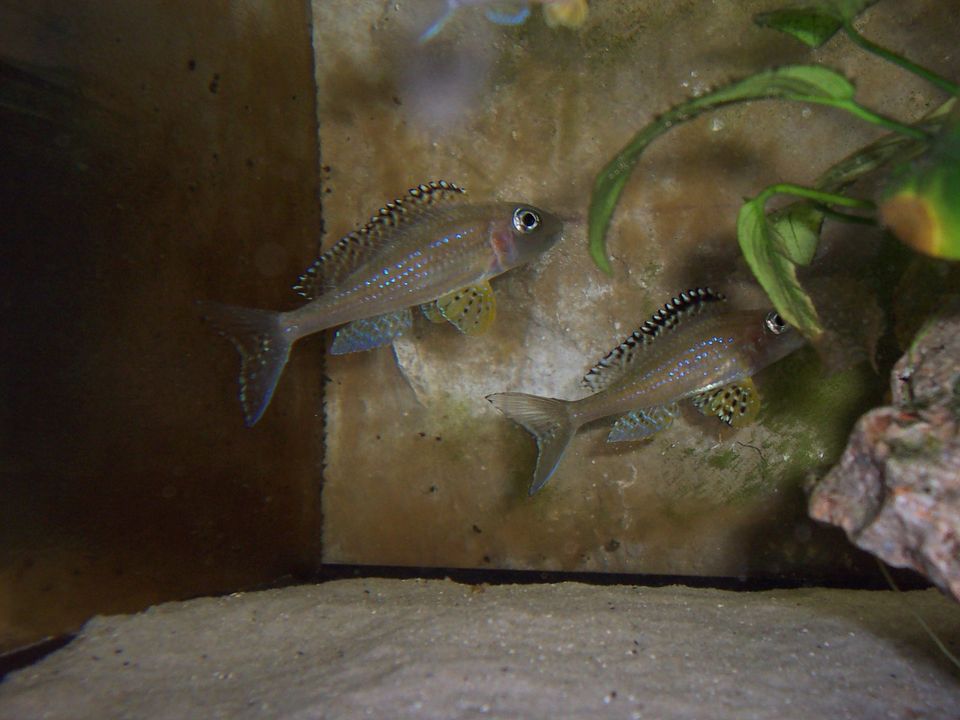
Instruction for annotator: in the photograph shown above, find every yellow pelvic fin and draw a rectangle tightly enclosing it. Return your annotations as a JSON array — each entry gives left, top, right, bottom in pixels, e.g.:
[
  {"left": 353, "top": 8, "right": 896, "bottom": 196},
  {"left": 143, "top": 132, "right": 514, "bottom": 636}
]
[
  {"left": 436, "top": 281, "right": 496, "bottom": 335},
  {"left": 420, "top": 301, "right": 446, "bottom": 324},
  {"left": 691, "top": 377, "right": 760, "bottom": 427},
  {"left": 543, "top": 0, "right": 589, "bottom": 29}
]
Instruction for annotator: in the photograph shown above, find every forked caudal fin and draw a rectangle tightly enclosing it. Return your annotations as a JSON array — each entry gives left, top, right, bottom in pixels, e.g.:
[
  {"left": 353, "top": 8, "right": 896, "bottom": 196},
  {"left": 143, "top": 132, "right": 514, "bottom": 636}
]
[
  {"left": 486, "top": 392, "right": 578, "bottom": 495},
  {"left": 198, "top": 301, "right": 293, "bottom": 427}
]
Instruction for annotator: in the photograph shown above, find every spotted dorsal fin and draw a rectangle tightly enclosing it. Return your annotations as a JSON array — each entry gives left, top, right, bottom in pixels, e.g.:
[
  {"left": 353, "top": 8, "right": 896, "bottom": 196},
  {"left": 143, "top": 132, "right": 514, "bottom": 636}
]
[
  {"left": 582, "top": 287, "right": 726, "bottom": 392},
  {"left": 292, "top": 180, "right": 466, "bottom": 300}
]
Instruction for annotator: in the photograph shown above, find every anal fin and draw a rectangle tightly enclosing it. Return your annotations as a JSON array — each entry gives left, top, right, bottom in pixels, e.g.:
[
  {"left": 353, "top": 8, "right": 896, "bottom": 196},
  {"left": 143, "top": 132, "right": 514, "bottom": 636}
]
[
  {"left": 330, "top": 308, "right": 412, "bottom": 355},
  {"left": 691, "top": 378, "right": 760, "bottom": 427},
  {"left": 436, "top": 282, "right": 496, "bottom": 336},
  {"left": 420, "top": 301, "right": 446, "bottom": 324},
  {"left": 607, "top": 403, "right": 679, "bottom": 442},
  {"left": 484, "top": 4, "right": 532, "bottom": 26}
]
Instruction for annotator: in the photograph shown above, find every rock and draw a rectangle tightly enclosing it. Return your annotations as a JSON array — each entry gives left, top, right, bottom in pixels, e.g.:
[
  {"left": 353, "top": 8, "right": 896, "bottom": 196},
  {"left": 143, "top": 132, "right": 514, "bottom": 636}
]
[{"left": 809, "top": 304, "right": 960, "bottom": 601}]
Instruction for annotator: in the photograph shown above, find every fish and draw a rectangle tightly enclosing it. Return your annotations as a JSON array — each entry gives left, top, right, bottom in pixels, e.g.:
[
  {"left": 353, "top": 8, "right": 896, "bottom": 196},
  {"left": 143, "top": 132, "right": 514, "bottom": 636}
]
[
  {"left": 487, "top": 288, "right": 806, "bottom": 495},
  {"left": 420, "top": 0, "right": 588, "bottom": 42},
  {"left": 199, "top": 181, "right": 563, "bottom": 427}
]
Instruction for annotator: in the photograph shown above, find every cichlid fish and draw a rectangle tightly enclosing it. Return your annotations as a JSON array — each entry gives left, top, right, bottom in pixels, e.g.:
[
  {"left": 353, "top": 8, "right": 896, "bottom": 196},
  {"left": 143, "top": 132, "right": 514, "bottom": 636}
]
[
  {"left": 420, "top": 0, "right": 588, "bottom": 42},
  {"left": 487, "top": 288, "right": 806, "bottom": 495},
  {"left": 200, "top": 181, "right": 562, "bottom": 427}
]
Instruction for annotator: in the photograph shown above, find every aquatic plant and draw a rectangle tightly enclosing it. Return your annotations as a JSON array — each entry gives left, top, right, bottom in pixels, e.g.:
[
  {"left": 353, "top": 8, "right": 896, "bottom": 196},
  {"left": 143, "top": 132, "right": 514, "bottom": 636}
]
[{"left": 588, "top": 0, "right": 959, "bottom": 345}]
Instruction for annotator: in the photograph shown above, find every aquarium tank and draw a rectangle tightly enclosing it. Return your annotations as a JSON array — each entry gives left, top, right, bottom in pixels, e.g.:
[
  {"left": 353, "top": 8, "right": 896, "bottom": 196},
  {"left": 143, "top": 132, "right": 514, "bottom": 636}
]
[{"left": 2, "top": 0, "right": 959, "bottom": 716}]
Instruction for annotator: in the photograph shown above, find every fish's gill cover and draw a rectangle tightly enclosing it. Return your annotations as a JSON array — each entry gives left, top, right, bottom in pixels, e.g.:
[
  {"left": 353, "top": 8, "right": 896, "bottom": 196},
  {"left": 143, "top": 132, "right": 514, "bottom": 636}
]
[
  {"left": 292, "top": 180, "right": 467, "bottom": 300},
  {"left": 582, "top": 287, "right": 727, "bottom": 392}
]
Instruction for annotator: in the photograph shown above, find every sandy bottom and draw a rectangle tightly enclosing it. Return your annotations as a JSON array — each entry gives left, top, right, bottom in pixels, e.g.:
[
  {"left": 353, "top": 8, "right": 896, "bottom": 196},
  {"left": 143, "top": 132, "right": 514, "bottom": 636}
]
[{"left": 2, "top": 578, "right": 958, "bottom": 719}]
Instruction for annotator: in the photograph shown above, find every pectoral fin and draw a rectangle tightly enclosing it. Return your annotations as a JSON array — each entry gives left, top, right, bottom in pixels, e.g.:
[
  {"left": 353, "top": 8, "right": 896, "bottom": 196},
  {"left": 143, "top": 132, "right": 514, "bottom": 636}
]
[
  {"left": 436, "top": 282, "right": 496, "bottom": 335},
  {"left": 607, "top": 403, "right": 679, "bottom": 442},
  {"left": 691, "top": 378, "right": 760, "bottom": 427},
  {"left": 329, "top": 308, "right": 413, "bottom": 355}
]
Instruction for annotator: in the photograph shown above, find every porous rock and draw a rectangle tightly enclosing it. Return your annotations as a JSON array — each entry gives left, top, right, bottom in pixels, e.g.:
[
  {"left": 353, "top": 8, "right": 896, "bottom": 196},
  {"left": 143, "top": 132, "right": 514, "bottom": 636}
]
[{"left": 810, "top": 304, "right": 960, "bottom": 601}]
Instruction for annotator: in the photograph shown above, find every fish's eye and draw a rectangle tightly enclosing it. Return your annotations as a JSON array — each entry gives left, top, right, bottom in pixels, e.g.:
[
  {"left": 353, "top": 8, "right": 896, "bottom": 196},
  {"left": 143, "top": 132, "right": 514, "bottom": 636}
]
[
  {"left": 513, "top": 207, "right": 541, "bottom": 234},
  {"left": 764, "top": 311, "right": 788, "bottom": 335}
]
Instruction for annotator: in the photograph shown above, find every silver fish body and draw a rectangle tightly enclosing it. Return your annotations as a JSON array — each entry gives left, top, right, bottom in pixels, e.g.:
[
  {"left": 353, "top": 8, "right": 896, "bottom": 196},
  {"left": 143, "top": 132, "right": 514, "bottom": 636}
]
[
  {"left": 201, "top": 182, "right": 562, "bottom": 426},
  {"left": 488, "top": 289, "right": 806, "bottom": 495},
  {"left": 287, "top": 201, "right": 558, "bottom": 337},
  {"left": 570, "top": 309, "right": 805, "bottom": 427}
]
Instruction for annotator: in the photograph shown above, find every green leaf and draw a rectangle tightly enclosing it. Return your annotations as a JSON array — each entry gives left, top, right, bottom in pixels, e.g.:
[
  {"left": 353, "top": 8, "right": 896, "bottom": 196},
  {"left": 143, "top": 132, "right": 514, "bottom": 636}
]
[
  {"left": 737, "top": 183, "right": 872, "bottom": 336},
  {"left": 693, "top": 64, "right": 856, "bottom": 107},
  {"left": 815, "top": 101, "right": 950, "bottom": 193},
  {"left": 737, "top": 198, "right": 824, "bottom": 339},
  {"left": 754, "top": 9, "right": 841, "bottom": 48},
  {"left": 753, "top": 1, "right": 878, "bottom": 47},
  {"left": 816, "top": 131, "right": 925, "bottom": 192},
  {"left": 839, "top": 15, "right": 960, "bottom": 96},
  {"left": 768, "top": 202, "right": 823, "bottom": 265},
  {"left": 758, "top": 2, "right": 958, "bottom": 96},
  {"left": 588, "top": 65, "right": 858, "bottom": 275},
  {"left": 825, "top": 0, "right": 879, "bottom": 21},
  {"left": 882, "top": 103, "right": 960, "bottom": 259}
]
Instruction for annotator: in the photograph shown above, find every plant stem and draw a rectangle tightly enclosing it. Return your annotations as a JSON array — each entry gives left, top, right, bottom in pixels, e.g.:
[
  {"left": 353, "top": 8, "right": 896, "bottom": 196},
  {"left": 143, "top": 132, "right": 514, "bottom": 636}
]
[
  {"left": 813, "top": 98, "right": 931, "bottom": 140},
  {"left": 843, "top": 21, "right": 960, "bottom": 97},
  {"left": 877, "top": 560, "right": 960, "bottom": 674},
  {"left": 758, "top": 183, "right": 874, "bottom": 209},
  {"left": 813, "top": 205, "right": 876, "bottom": 224}
]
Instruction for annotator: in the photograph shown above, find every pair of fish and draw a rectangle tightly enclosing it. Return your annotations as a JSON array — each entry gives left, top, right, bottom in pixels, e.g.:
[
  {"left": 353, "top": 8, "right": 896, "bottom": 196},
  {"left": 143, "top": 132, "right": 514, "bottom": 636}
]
[
  {"left": 420, "top": 0, "right": 589, "bottom": 42},
  {"left": 201, "top": 181, "right": 805, "bottom": 494}
]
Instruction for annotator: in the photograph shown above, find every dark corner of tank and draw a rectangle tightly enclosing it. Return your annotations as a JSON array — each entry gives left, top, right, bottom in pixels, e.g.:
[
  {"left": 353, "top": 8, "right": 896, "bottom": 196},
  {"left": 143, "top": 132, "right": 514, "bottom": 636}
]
[
  {"left": 1, "top": 0, "right": 323, "bottom": 655},
  {"left": 2, "top": 0, "right": 960, "bottom": 716}
]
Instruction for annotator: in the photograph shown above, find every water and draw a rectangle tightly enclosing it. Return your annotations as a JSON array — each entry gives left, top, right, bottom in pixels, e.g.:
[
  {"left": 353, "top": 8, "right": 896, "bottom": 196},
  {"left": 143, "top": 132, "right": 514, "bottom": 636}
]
[
  {"left": 1, "top": 1, "right": 323, "bottom": 652},
  {"left": 2, "top": 0, "right": 957, "bottom": 653}
]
